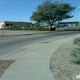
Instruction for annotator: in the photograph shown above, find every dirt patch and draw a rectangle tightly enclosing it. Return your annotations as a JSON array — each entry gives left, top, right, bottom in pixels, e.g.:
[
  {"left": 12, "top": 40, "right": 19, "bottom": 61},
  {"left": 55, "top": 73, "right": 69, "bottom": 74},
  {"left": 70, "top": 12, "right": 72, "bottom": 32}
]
[
  {"left": 50, "top": 41, "right": 80, "bottom": 80},
  {"left": 0, "top": 60, "right": 15, "bottom": 78}
]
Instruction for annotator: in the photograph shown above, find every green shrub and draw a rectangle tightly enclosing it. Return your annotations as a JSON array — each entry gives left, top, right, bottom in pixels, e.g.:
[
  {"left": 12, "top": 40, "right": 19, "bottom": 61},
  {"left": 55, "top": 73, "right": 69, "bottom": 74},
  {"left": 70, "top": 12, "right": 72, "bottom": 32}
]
[
  {"left": 73, "top": 37, "right": 80, "bottom": 46},
  {"left": 1, "top": 27, "right": 49, "bottom": 31},
  {"left": 71, "top": 48, "right": 80, "bottom": 63}
]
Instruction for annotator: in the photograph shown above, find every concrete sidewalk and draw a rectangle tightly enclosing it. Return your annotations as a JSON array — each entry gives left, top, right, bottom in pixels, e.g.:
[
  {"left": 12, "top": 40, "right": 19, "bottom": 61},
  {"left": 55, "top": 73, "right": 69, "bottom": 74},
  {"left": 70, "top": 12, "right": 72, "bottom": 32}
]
[
  {"left": 0, "top": 30, "right": 49, "bottom": 36},
  {"left": 0, "top": 35, "right": 80, "bottom": 80}
]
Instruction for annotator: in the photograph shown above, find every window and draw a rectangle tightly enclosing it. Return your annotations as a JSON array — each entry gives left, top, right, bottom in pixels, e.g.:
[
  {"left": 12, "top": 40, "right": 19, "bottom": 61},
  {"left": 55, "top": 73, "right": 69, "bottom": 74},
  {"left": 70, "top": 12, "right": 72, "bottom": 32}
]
[
  {"left": 11, "top": 24, "right": 13, "bottom": 26},
  {"left": 6, "top": 24, "right": 9, "bottom": 26}
]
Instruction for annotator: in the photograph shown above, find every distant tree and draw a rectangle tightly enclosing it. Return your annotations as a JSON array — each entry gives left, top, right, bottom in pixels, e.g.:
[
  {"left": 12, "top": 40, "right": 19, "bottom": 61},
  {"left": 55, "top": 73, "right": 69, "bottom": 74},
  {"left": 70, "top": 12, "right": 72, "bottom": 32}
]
[{"left": 30, "top": 0, "right": 76, "bottom": 31}]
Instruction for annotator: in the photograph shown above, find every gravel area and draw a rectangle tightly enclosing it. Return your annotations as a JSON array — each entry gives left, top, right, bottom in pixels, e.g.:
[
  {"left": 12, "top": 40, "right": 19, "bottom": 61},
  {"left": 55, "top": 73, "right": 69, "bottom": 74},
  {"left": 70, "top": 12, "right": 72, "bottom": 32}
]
[
  {"left": 0, "top": 60, "right": 15, "bottom": 78},
  {"left": 50, "top": 40, "right": 80, "bottom": 80}
]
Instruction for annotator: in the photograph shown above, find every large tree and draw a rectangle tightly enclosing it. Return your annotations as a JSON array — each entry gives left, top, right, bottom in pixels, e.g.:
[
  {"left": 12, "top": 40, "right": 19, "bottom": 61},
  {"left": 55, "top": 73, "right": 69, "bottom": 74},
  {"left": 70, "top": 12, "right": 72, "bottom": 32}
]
[{"left": 30, "top": 0, "right": 76, "bottom": 31}]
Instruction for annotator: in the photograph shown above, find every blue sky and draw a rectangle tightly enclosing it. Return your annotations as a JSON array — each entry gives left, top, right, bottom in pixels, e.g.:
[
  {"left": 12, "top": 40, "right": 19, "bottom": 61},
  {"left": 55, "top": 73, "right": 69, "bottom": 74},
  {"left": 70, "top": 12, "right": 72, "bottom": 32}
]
[{"left": 0, "top": 0, "right": 80, "bottom": 22}]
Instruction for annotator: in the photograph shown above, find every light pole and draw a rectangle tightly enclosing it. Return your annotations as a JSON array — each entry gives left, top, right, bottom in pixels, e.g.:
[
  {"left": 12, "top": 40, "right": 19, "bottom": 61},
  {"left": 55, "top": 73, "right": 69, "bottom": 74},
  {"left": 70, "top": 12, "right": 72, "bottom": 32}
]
[{"left": 78, "top": 7, "right": 80, "bottom": 27}]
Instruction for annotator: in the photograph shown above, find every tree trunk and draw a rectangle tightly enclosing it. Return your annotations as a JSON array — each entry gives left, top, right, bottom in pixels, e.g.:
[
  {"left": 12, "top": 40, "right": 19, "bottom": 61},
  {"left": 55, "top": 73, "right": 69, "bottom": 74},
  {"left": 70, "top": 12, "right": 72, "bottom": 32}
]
[
  {"left": 49, "top": 24, "right": 53, "bottom": 31},
  {"left": 49, "top": 26, "right": 52, "bottom": 31}
]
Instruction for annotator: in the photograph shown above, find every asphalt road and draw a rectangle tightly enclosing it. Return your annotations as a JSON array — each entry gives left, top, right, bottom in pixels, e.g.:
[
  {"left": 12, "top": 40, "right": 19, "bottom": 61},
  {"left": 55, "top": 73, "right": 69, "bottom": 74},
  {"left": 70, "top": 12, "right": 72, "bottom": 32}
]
[{"left": 0, "top": 31, "right": 80, "bottom": 56}]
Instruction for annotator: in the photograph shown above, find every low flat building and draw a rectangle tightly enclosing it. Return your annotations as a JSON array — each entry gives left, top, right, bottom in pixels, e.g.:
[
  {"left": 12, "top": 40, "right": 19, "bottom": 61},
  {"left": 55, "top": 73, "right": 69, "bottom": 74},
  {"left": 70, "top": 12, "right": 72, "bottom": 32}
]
[
  {"left": 58, "top": 21, "right": 79, "bottom": 27},
  {"left": 0, "top": 21, "right": 33, "bottom": 29}
]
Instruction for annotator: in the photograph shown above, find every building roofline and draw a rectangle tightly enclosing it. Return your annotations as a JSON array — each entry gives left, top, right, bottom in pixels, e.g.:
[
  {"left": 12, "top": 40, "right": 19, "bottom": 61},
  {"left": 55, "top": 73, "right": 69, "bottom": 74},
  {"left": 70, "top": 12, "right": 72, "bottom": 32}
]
[{"left": 3, "top": 21, "right": 32, "bottom": 23}]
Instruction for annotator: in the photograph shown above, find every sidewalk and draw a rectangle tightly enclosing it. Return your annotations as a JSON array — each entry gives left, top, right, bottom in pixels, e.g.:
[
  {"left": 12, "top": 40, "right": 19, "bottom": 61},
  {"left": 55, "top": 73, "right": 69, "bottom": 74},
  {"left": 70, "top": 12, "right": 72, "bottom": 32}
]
[
  {"left": 0, "top": 35, "right": 80, "bottom": 80},
  {"left": 0, "top": 30, "right": 49, "bottom": 36}
]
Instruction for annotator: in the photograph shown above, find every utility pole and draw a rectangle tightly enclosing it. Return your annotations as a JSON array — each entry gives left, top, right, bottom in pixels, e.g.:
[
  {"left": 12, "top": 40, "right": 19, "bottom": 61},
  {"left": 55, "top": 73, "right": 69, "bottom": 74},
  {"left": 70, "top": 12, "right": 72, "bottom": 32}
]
[{"left": 2, "top": 24, "right": 4, "bottom": 36}]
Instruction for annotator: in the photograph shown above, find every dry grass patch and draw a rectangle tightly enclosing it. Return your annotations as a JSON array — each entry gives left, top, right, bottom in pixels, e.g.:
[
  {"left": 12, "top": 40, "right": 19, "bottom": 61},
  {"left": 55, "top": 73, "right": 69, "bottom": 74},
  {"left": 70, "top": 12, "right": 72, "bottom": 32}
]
[{"left": 50, "top": 41, "right": 80, "bottom": 80}]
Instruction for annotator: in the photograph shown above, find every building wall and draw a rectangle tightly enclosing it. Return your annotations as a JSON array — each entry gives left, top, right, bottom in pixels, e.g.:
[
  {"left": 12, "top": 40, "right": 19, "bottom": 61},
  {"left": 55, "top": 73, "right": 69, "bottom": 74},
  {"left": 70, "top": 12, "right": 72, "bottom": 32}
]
[
  {"left": 4, "top": 21, "right": 32, "bottom": 28},
  {"left": 0, "top": 22, "right": 4, "bottom": 29}
]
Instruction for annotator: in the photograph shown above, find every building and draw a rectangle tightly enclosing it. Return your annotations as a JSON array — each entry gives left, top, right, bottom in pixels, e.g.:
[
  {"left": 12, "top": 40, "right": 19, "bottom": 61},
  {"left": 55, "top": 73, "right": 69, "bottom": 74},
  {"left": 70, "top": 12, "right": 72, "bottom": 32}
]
[
  {"left": 58, "top": 21, "right": 79, "bottom": 27},
  {"left": 0, "top": 21, "right": 33, "bottom": 29},
  {"left": 0, "top": 22, "right": 4, "bottom": 29}
]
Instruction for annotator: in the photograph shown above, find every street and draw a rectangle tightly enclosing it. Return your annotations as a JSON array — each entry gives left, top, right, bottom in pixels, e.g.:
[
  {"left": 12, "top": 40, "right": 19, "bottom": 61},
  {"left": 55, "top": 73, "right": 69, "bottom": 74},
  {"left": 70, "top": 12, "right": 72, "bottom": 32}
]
[{"left": 0, "top": 31, "right": 80, "bottom": 56}]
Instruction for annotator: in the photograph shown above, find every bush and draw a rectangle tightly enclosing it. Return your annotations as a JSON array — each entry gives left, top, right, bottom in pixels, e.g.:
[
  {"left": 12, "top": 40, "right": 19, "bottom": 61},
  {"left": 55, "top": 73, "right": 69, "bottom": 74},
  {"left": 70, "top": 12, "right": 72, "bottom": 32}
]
[
  {"left": 73, "top": 37, "right": 80, "bottom": 46},
  {"left": 1, "top": 27, "right": 49, "bottom": 31},
  {"left": 71, "top": 48, "right": 80, "bottom": 64}
]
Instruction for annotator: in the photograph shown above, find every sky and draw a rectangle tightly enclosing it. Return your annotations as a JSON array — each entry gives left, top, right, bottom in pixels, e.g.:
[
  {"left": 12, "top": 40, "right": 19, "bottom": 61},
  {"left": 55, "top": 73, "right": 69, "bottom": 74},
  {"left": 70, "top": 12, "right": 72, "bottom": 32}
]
[{"left": 0, "top": 0, "right": 80, "bottom": 22}]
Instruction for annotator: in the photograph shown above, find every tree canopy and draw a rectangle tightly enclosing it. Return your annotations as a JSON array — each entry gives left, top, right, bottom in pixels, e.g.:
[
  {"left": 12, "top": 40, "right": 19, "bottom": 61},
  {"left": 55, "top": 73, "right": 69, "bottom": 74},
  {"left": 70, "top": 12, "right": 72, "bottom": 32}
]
[{"left": 30, "top": 0, "right": 76, "bottom": 29}]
